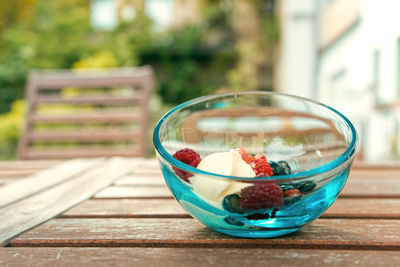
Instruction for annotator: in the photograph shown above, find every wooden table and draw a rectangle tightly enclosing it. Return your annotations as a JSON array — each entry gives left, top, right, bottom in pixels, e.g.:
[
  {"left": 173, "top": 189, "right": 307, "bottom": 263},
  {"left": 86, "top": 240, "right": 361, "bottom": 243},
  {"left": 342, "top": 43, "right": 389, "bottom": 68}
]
[{"left": 0, "top": 158, "right": 400, "bottom": 266}]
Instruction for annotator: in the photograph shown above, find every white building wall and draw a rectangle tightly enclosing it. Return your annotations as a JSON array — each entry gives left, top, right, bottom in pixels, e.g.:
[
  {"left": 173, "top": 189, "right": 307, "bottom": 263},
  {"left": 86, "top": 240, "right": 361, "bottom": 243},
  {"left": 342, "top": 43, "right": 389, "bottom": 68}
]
[
  {"left": 318, "top": 0, "right": 400, "bottom": 110},
  {"left": 317, "top": 0, "right": 400, "bottom": 161},
  {"left": 279, "top": 0, "right": 318, "bottom": 98},
  {"left": 279, "top": 0, "right": 400, "bottom": 162}
]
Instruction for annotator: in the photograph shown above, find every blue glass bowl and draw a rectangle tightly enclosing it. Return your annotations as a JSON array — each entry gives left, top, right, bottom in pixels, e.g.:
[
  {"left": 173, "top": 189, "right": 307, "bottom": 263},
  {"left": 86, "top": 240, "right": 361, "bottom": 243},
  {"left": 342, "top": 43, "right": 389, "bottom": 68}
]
[{"left": 153, "top": 92, "right": 357, "bottom": 238}]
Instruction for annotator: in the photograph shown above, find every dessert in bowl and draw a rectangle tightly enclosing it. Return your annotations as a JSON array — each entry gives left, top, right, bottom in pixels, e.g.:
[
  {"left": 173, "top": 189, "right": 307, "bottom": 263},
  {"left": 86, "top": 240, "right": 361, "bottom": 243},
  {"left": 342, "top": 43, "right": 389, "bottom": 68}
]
[{"left": 153, "top": 92, "right": 357, "bottom": 238}]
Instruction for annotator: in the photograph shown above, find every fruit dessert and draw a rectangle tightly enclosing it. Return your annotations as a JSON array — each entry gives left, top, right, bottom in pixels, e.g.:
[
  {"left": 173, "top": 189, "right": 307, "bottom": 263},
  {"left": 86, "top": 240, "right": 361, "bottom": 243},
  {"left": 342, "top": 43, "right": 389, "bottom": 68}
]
[{"left": 172, "top": 147, "right": 316, "bottom": 217}]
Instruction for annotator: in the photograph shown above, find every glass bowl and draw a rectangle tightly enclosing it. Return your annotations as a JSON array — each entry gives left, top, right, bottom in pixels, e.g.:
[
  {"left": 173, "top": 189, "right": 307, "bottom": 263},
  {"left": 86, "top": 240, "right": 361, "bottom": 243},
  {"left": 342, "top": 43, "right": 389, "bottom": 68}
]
[{"left": 153, "top": 92, "right": 357, "bottom": 238}]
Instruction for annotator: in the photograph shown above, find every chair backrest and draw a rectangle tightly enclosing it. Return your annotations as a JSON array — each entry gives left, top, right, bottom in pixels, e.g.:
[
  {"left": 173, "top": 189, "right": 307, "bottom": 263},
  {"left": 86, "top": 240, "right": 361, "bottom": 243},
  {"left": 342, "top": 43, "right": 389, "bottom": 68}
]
[{"left": 18, "top": 66, "right": 153, "bottom": 159}]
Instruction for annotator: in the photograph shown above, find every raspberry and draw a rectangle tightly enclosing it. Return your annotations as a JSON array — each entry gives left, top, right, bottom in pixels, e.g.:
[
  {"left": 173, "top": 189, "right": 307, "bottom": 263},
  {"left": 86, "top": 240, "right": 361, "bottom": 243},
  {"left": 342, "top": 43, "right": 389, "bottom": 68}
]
[
  {"left": 251, "top": 154, "right": 274, "bottom": 176},
  {"left": 240, "top": 182, "right": 283, "bottom": 210},
  {"left": 283, "top": 189, "right": 302, "bottom": 205},
  {"left": 172, "top": 148, "right": 201, "bottom": 182},
  {"left": 283, "top": 188, "right": 300, "bottom": 197},
  {"left": 233, "top": 146, "right": 254, "bottom": 164}
]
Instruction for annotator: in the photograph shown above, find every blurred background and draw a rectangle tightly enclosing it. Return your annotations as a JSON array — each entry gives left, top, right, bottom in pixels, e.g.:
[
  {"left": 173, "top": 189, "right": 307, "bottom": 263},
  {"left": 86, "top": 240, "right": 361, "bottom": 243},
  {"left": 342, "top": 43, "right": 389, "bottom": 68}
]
[{"left": 0, "top": 0, "right": 399, "bottom": 163}]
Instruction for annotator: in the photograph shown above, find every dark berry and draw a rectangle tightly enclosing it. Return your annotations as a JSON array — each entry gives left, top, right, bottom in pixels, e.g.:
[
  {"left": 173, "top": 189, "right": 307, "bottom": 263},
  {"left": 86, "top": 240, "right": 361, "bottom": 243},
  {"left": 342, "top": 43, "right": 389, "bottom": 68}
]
[
  {"left": 278, "top": 160, "right": 292, "bottom": 174},
  {"left": 279, "top": 183, "right": 296, "bottom": 191},
  {"left": 240, "top": 182, "right": 284, "bottom": 210},
  {"left": 284, "top": 194, "right": 302, "bottom": 205},
  {"left": 222, "top": 194, "right": 243, "bottom": 214},
  {"left": 284, "top": 189, "right": 300, "bottom": 197},
  {"left": 224, "top": 216, "right": 244, "bottom": 226},
  {"left": 283, "top": 189, "right": 302, "bottom": 205},
  {"left": 269, "top": 161, "right": 285, "bottom": 175},
  {"left": 246, "top": 213, "right": 270, "bottom": 220},
  {"left": 296, "top": 180, "right": 316, "bottom": 193},
  {"left": 251, "top": 155, "right": 274, "bottom": 176},
  {"left": 172, "top": 148, "right": 201, "bottom": 182}
]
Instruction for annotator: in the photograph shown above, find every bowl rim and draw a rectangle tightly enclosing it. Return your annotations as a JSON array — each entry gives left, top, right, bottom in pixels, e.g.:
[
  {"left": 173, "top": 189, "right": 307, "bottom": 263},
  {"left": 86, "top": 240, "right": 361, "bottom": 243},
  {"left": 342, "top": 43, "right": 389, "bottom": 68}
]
[{"left": 153, "top": 91, "right": 358, "bottom": 180}]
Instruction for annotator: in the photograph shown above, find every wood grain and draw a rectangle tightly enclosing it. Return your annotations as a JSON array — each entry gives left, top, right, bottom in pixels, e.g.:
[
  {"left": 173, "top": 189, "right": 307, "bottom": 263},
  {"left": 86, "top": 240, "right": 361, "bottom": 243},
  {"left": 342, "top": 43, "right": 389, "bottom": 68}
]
[
  {"left": 352, "top": 163, "right": 400, "bottom": 170},
  {"left": 31, "top": 113, "right": 141, "bottom": 123},
  {"left": 0, "top": 160, "right": 60, "bottom": 169},
  {"left": 342, "top": 173, "right": 400, "bottom": 198},
  {"left": 113, "top": 175, "right": 164, "bottom": 186},
  {"left": 34, "top": 96, "right": 142, "bottom": 105},
  {"left": 61, "top": 199, "right": 186, "bottom": 218},
  {"left": 324, "top": 198, "right": 400, "bottom": 218},
  {"left": 24, "top": 149, "right": 143, "bottom": 159},
  {"left": 10, "top": 218, "right": 400, "bottom": 250},
  {"left": 1, "top": 248, "right": 400, "bottom": 267},
  {"left": 95, "top": 186, "right": 172, "bottom": 199},
  {"left": 0, "top": 158, "right": 104, "bottom": 208},
  {"left": 28, "top": 131, "right": 140, "bottom": 142},
  {"left": 0, "top": 178, "right": 16, "bottom": 186},
  {"left": 0, "top": 169, "right": 43, "bottom": 178},
  {"left": 93, "top": 178, "right": 400, "bottom": 199},
  {"left": 0, "top": 158, "right": 142, "bottom": 247},
  {"left": 103, "top": 166, "right": 400, "bottom": 198},
  {"left": 18, "top": 66, "right": 153, "bottom": 159},
  {"left": 60, "top": 198, "right": 400, "bottom": 219}
]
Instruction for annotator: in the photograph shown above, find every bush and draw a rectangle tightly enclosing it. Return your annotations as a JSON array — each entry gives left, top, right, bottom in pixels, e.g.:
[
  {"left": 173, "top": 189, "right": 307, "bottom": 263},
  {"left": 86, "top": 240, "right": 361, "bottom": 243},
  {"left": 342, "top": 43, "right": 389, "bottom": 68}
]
[{"left": 0, "top": 100, "right": 25, "bottom": 159}]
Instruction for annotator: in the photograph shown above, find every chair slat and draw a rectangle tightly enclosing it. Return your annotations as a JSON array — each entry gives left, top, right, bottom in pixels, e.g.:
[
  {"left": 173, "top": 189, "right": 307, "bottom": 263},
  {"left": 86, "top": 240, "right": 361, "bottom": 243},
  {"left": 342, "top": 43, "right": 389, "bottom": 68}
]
[
  {"left": 24, "top": 149, "right": 142, "bottom": 159},
  {"left": 31, "top": 113, "right": 141, "bottom": 123},
  {"left": 28, "top": 131, "right": 140, "bottom": 142},
  {"left": 18, "top": 66, "right": 153, "bottom": 159},
  {"left": 34, "top": 96, "right": 143, "bottom": 105}
]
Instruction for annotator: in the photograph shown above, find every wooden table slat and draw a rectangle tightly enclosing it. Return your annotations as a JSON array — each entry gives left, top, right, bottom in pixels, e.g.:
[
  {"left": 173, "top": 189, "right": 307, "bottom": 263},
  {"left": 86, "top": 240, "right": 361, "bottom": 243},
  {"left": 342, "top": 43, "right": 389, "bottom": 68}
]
[
  {"left": 95, "top": 186, "right": 172, "bottom": 199},
  {"left": 0, "top": 158, "right": 104, "bottom": 208},
  {"left": 1, "top": 248, "right": 400, "bottom": 267},
  {"left": 0, "top": 158, "right": 142, "bottom": 247},
  {"left": 97, "top": 169, "right": 400, "bottom": 198},
  {"left": 113, "top": 175, "right": 164, "bottom": 186},
  {"left": 2, "top": 159, "right": 400, "bottom": 265},
  {"left": 0, "top": 160, "right": 61, "bottom": 169},
  {"left": 342, "top": 173, "right": 400, "bottom": 198},
  {"left": 10, "top": 218, "right": 400, "bottom": 250},
  {"left": 61, "top": 198, "right": 400, "bottom": 219}
]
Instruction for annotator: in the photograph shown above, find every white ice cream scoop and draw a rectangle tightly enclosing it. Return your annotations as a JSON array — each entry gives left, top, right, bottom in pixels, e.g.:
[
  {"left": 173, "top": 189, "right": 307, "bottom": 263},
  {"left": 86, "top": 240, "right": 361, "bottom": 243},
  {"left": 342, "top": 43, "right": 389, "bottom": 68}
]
[{"left": 190, "top": 150, "right": 255, "bottom": 205}]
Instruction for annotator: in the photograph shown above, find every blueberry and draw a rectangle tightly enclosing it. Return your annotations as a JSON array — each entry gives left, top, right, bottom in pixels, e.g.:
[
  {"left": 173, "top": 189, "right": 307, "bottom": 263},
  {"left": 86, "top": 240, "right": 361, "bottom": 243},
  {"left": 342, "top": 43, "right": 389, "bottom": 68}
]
[
  {"left": 224, "top": 216, "right": 244, "bottom": 226},
  {"left": 269, "top": 161, "right": 285, "bottom": 175},
  {"left": 222, "top": 194, "right": 243, "bottom": 213},
  {"left": 278, "top": 160, "right": 292, "bottom": 174},
  {"left": 296, "top": 180, "right": 316, "bottom": 193},
  {"left": 279, "top": 183, "right": 296, "bottom": 191},
  {"left": 284, "top": 194, "right": 302, "bottom": 205}
]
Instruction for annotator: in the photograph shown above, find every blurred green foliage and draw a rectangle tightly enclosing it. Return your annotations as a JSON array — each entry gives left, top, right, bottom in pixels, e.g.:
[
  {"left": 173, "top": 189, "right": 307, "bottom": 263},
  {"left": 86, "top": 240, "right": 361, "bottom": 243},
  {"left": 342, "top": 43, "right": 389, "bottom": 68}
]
[
  {"left": 0, "top": 0, "right": 237, "bottom": 112},
  {"left": 0, "top": 0, "right": 278, "bottom": 158},
  {"left": 0, "top": 100, "right": 25, "bottom": 159}
]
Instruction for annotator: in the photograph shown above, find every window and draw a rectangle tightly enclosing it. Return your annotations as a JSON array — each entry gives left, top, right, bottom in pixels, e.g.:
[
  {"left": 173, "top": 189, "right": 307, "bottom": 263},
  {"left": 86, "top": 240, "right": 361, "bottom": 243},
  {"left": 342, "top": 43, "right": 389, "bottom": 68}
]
[
  {"left": 397, "top": 38, "right": 400, "bottom": 97},
  {"left": 145, "top": 0, "right": 174, "bottom": 30},
  {"left": 90, "top": 0, "right": 118, "bottom": 30}
]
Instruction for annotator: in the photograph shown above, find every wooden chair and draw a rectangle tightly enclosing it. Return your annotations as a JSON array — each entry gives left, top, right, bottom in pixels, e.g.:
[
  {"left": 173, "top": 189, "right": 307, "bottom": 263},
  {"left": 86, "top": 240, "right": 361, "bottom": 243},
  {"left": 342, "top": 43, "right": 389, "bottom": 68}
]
[{"left": 18, "top": 66, "right": 153, "bottom": 159}]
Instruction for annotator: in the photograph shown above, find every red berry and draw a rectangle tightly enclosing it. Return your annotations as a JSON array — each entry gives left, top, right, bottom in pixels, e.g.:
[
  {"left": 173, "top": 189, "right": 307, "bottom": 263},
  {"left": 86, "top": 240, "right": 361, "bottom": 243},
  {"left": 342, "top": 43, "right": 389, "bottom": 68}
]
[
  {"left": 172, "top": 148, "right": 201, "bottom": 182},
  {"left": 283, "top": 188, "right": 300, "bottom": 197},
  {"left": 240, "top": 182, "right": 283, "bottom": 210},
  {"left": 251, "top": 154, "right": 274, "bottom": 176},
  {"left": 233, "top": 146, "right": 254, "bottom": 164}
]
